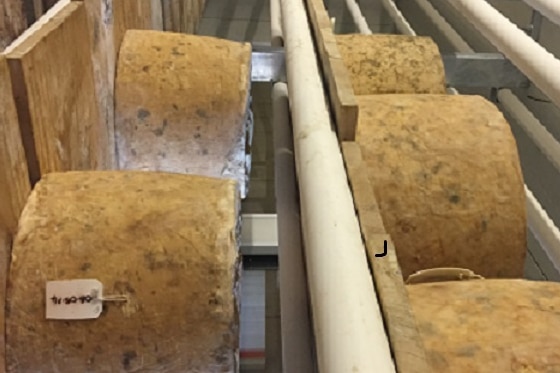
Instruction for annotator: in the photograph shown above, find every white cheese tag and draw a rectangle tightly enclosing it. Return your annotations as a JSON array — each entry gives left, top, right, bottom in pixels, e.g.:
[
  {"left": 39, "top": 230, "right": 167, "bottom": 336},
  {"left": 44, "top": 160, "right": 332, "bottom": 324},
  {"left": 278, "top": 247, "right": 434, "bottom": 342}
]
[{"left": 46, "top": 279, "right": 103, "bottom": 320}]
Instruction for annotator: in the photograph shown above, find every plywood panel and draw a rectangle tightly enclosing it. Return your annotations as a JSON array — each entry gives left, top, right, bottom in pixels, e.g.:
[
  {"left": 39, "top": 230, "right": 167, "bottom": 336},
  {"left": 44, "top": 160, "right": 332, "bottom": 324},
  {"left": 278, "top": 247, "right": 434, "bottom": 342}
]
[
  {"left": 0, "top": 229, "right": 10, "bottom": 372},
  {"left": 0, "top": 55, "right": 29, "bottom": 373},
  {"left": 0, "top": 56, "right": 30, "bottom": 234},
  {"left": 5, "top": 2, "right": 108, "bottom": 181},
  {"left": 162, "top": 0, "right": 206, "bottom": 34},
  {"left": 6, "top": 171, "right": 241, "bottom": 372},
  {"left": 74, "top": 0, "right": 117, "bottom": 169},
  {"left": 0, "top": 0, "right": 27, "bottom": 50},
  {"left": 113, "top": 0, "right": 160, "bottom": 55}
]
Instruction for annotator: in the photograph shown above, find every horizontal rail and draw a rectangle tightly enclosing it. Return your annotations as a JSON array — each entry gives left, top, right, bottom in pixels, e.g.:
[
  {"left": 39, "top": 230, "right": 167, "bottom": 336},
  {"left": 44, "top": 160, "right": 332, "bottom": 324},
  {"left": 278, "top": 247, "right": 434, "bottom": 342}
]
[
  {"left": 523, "top": 0, "right": 560, "bottom": 27},
  {"left": 443, "top": 53, "right": 528, "bottom": 88},
  {"left": 251, "top": 46, "right": 527, "bottom": 88},
  {"left": 449, "top": 0, "right": 560, "bottom": 108}
]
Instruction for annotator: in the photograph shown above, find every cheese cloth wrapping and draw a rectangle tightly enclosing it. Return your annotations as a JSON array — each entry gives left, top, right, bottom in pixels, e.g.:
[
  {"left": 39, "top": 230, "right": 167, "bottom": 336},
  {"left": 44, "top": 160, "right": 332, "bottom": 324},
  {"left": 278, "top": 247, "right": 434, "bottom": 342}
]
[
  {"left": 336, "top": 34, "right": 447, "bottom": 95},
  {"left": 408, "top": 279, "right": 560, "bottom": 372},
  {"left": 356, "top": 94, "right": 526, "bottom": 278},
  {"left": 6, "top": 171, "right": 241, "bottom": 372},
  {"left": 115, "top": 30, "right": 253, "bottom": 198}
]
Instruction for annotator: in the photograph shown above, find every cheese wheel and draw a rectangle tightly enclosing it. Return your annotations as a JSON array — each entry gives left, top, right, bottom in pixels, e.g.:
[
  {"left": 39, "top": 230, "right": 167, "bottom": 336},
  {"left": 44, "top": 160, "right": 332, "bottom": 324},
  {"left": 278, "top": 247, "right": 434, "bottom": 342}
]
[
  {"left": 115, "top": 30, "right": 253, "bottom": 198},
  {"left": 356, "top": 94, "right": 526, "bottom": 278},
  {"left": 6, "top": 171, "right": 241, "bottom": 372},
  {"left": 336, "top": 34, "right": 447, "bottom": 95},
  {"left": 408, "top": 279, "right": 560, "bottom": 372}
]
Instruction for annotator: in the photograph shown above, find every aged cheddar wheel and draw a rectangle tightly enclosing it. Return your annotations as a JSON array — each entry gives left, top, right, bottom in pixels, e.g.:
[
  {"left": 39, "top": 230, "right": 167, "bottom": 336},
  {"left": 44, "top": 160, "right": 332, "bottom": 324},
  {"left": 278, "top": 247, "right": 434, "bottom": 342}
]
[
  {"left": 408, "top": 279, "right": 560, "bottom": 372},
  {"left": 336, "top": 34, "right": 447, "bottom": 95},
  {"left": 115, "top": 30, "right": 253, "bottom": 198},
  {"left": 356, "top": 94, "right": 526, "bottom": 278},
  {"left": 6, "top": 171, "right": 241, "bottom": 372}
]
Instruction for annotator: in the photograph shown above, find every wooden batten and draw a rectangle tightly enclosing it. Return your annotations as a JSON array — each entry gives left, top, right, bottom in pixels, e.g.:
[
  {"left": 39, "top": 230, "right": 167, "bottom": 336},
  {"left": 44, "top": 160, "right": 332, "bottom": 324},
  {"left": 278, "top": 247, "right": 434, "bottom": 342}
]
[
  {"left": 304, "top": 0, "right": 359, "bottom": 141},
  {"left": 341, "top": 142, "right": 432, "bottom": 373},
  {"left": 4, "top": 1, "right": 109, "bottom": 182}
]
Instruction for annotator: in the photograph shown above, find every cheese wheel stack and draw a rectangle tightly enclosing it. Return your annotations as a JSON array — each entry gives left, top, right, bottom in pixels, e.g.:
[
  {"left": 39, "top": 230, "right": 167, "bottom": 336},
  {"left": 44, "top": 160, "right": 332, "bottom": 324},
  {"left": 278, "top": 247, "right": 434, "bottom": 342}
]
[
  {"left": 337, "top": 34, "right": 526, "bottom": 278},
  {"left": 408, "top": 279, "right": 560, "bottom": 372},
  {"left": 115, "top": 30, "right": 253, "bottom": 198},
  {"left": 6, "top": 171, "right": 241, "bottom": 372}
]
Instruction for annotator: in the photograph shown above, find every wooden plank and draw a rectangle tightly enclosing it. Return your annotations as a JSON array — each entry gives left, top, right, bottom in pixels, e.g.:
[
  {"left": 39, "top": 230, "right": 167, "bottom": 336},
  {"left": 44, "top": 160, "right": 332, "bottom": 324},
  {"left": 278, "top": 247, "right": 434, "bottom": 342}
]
[
  {"left": 0, "top": 55, "right": 30, "bottom": 373},
  {"left": 113, "top": 0, "right": 156, "bottom": 54},
  {"left": 0, "top": 0, "right": 27, "bottom": 50},
  {"left": 5, "top": 2, "right": 109, "bottom": 181},
  {"left": 0, "top": 228, "right": 10, "bottom": 372},
  {"left": 304, "top": 0, "right": 358, "bottom": 141},
  {"left": 161, "top": 0, "right": 173, "bottom": 31},
  {"left": 342, "top": 141, "right": 432, "bottom": 373},
  {"left": 0, "top": 56, "right": 30, "bottom": 235},
  {"left": 161, "top": 0, "right": 206, "bottom": 33},
  {"left": 71, "top": 0, "right": 118, "bottom": 169}
]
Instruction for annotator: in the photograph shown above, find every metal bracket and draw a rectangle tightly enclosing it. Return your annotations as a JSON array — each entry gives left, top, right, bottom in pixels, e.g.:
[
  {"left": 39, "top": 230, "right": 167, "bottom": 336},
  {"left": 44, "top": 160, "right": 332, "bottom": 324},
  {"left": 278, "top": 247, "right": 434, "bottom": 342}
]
[
  {"left": 251, "top": 45, "right": 286, "bottom": 83},
  {"left": 442, "top": 53, "right": 529, "bottom": 89},
  {"left": 240, "top": 214, "right": 279, "bottom": 269}
]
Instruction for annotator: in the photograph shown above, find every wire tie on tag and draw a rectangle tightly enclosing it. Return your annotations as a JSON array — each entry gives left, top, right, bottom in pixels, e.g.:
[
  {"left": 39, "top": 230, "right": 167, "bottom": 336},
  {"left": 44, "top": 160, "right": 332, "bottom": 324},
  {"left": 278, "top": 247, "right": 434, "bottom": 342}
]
[
  {"left": 91, "top": 289, "right": 128, "bottom": 303},
  {"left": 100, "top": 294, "right": 128, "bottom": 302}
]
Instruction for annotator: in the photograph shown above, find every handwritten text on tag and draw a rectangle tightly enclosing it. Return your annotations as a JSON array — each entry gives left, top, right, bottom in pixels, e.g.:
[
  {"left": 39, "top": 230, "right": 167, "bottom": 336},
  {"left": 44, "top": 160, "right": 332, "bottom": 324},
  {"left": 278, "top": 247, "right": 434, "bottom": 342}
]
[{"left": 46, "top": 279, "right": 103, "bottom": 320}]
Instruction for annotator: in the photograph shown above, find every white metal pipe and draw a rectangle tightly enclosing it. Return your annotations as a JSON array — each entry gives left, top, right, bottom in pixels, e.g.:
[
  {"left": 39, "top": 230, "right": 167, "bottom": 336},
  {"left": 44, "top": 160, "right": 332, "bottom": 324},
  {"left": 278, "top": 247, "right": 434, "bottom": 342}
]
[
  {"left": 378, "top": 0, "right": 416, "bottom": 36},
  {"left": 498, "top": 90, "right": 560, "bottom": 173},
  {"left": 411, "top": 0, "right": 560, "bottom": 270},
  {"left": 344, "top": 0, "right": 372, "bottom": 34},
  {"left": 523, "top": 0, "right": 560, "bottom": 28},
  {"left": 415, "top": 0, "right": 471, "bottom": 51},
  {"left": 279, "top": 0, "right": 395, "bottom": 372},
  {"left": 272, "top": 82, "right": 316, "bottom": 373},
  {"left": 270, "top": 0, "right": 283, "bottom": 47},
  {"left": 526, "top": 186, "right": 560, "bottom": 274},
  {"left": 270, "top": 6, "right": 315, "bottom": 370},
  {"left": 449, "top": 0, "right": 560, "bottom": 109}
]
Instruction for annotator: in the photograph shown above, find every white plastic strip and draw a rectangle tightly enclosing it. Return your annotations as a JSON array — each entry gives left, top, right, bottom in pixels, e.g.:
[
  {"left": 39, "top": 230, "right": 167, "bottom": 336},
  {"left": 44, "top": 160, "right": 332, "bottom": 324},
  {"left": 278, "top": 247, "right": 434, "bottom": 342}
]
[
  {"left": 379, "top": 0, "right": 416, "bottom": 36},
  {"left": 523, "top": 0, "right": 560, "bottom": 27},
  {"left": 280, "top": 0, "right": 395, "bottom": 371},
  {"left": 449, "top": 0, "right": 560, "bottom": 109},
  {"left": 344, "top": 0, "right": 373, "bottom": 34},
  {"left": 526, "top": 186, "right": 560, "bottom": 274}
]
